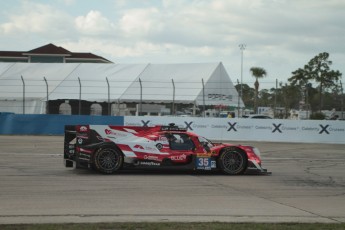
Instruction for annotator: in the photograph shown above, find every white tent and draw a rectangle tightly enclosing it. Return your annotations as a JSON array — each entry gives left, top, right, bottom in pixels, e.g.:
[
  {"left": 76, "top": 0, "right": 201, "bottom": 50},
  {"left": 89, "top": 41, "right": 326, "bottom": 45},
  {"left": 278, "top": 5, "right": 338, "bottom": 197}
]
[{"left": 0, "top": 62, "right": 244, "bottom": 114}]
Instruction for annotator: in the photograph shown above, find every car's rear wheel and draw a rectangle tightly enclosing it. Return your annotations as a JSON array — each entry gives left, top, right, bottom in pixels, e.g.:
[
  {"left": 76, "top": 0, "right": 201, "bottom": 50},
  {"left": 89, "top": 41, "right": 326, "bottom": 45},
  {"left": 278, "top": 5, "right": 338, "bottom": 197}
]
[
  {"left": 93, "top": 148, "right": 123, "bottom": 174},
  {"left": 218, "top": 147, "right": 247, "bottom": 175}
]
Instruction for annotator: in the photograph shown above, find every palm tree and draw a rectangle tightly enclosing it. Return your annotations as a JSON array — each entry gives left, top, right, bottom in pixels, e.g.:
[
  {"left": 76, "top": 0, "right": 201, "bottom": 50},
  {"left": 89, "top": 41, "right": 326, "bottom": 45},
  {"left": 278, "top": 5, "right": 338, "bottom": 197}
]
[{"left": 250, "top": 67, "right": 267, "bottom": 113}]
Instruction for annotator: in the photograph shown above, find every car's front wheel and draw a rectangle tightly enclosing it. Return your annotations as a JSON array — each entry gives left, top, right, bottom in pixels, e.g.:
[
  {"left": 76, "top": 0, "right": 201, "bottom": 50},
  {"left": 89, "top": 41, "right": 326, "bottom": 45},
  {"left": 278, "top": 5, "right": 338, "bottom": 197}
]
[
  {"left": 93, "top": 148, "right": 123, "bottom": 174},
  {"left": 218, "top": 147, "right": 247, "bottom": 175}
]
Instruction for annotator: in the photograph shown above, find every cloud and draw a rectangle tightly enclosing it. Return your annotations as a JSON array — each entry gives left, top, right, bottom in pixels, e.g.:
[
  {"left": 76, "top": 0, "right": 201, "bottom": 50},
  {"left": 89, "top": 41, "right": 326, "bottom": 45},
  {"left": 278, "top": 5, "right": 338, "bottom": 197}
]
[
  {"left": 62, "top": 0, "right": 345, "bottom": 81},
  {"left": 60, "top": 37, "right": 218, "bottom": 64},
  {"left": 75, "top": 10, "right": 116, "bottom": 35},
  {"left": 0, "top": 2, "right": 74, "bottom": 37},
  {"left": 61, "top": 38, "right": 163, "bottom": 59},
  {"left": 119, "top": 7, "right": 162, "bottom": 37}
]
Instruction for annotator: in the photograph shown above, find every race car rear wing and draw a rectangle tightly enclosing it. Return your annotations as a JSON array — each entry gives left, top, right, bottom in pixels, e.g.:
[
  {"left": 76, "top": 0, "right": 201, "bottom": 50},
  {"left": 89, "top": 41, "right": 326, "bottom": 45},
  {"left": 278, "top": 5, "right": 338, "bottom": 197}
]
[{"left": 64, "top": 125, "right": 77, "bottom": 167}]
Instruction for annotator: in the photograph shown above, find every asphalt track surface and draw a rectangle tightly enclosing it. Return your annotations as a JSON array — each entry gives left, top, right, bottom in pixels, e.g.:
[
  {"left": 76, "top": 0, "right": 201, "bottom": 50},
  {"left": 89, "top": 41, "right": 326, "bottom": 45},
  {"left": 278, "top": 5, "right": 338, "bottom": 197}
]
[{"left": 0, "top": 135, "right": 345, "bottom": 224}]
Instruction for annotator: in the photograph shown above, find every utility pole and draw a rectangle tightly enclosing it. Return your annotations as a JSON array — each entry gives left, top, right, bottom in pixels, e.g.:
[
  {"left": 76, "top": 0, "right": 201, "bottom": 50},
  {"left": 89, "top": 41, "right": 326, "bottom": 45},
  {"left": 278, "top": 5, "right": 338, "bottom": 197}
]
[
  {"left": 172, "top": 79, "right": 175, "bottom": 115},
  {"left": 44, "top": 77, "right": 49, "bottom": 114},
  {"left": 274, "top": 79, "right": 277, "bottom": 118},
  {"left": 237, "top": 79, "right": 240, "bottom": 117},
  {"left": 21, "top": 75, "right": 25, "bottom": 114},
  {"left": 341, "top": 80, "right": 344, "bottom": 119},
  {"left": 239, "top": 44, "right": 246, "bottom": 117}
]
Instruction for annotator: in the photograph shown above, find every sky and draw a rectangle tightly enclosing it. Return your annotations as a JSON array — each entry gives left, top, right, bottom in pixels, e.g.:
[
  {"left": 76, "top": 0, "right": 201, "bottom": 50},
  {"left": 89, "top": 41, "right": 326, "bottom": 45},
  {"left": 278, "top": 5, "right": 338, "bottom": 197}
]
[{"left": 1, "top": 0, "right": 344, "bottom": 90}]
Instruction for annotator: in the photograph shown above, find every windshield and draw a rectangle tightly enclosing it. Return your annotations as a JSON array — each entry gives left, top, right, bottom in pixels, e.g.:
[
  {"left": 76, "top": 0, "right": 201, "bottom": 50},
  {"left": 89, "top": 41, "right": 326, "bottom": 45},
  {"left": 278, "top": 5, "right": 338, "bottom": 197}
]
[{"left": 198, "top": 136, "right": 214, "bottom": 148}]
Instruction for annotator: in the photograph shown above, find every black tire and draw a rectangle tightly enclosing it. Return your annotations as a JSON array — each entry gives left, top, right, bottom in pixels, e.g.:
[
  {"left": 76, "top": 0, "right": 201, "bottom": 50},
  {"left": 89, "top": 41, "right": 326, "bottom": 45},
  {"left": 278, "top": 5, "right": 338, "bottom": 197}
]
[
  {"left": 218, "top": 147, "right": 247, "bottom": 175},
  {"left": 93, "top": 148, "right": 123, "bottom": 174}
]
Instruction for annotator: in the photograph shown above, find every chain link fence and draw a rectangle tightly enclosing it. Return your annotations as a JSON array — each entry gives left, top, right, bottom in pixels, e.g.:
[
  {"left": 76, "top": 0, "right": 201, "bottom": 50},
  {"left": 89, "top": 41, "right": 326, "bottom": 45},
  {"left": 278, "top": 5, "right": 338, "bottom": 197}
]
[{"left": 1, "top": 76, "right": 344, "bottom": 119}]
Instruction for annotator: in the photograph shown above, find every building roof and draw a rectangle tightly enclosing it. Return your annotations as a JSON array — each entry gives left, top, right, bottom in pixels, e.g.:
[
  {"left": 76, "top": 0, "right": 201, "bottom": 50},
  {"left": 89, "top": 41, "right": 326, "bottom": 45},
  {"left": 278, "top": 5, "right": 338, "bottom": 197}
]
[
  {"left": 26, "top": 43, "right": 72, "bottom": 55},
  {"left": 0, "top": 43, "right": 112, "bottom": 63},
  {"left": 0, "top": 51, "right": 23, "bottom": 57}
]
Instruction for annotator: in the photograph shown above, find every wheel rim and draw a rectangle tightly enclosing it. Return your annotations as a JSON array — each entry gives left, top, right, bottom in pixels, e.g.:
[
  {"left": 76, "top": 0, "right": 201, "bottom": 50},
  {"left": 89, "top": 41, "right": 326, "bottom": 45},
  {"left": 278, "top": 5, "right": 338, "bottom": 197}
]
[
  {"left": 223, "top": 151, "right": 244, "bottom": 173},
  {"left": 98, "top": 149, "right": 120, "bottom": 170}
]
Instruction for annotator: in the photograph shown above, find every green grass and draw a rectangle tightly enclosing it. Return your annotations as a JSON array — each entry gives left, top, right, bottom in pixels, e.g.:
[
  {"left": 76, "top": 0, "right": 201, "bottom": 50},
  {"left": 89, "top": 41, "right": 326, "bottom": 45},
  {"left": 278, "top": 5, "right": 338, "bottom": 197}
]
[{"left": 1, "top": 222, "right": 345, "bottom": 230}]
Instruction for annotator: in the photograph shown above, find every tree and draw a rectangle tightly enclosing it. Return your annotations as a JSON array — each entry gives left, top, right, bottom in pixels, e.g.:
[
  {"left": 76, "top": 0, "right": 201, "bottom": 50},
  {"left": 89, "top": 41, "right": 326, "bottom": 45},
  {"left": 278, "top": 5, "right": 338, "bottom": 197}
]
[
  {"left": 289, "top": 67, "right": 311, "bottom": 87},
  {"left": 250, "top": 67, "right": 267, "bottom": 113},
  {"left": 235, "top": 83, "right": 255, "bottom": 109},
  {"left": 288, "top": 52, "right": 342, "bottom": 111},
  {"left": 279, "top": 82, "right": 300, "bottom": 118},
  {"left": 258, "top": 89, "right": 272, "bottom": 107}
]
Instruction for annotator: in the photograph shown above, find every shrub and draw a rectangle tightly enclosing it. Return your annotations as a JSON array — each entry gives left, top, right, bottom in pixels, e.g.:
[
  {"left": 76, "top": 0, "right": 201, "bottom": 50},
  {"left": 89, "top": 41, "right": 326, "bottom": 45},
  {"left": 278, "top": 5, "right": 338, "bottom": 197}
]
[{"left": 310, "top": 112, "right": 326, "bottom": 120}]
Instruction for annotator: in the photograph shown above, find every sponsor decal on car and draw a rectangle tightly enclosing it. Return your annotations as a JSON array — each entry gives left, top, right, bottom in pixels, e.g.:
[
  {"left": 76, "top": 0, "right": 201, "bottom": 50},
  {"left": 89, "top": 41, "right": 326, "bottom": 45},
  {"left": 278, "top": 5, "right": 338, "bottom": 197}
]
[
  {"left": 170, "top": 154, "right": 187, "bottom": 161},
  {"left": 195, "top": 157, "right": 217, "bottom": 170},
  {"left": 79, "top": 126, "right": 88, "bottom": 132},
  {"left": 196, "top": 157, "right": 212, "bottom": 170},
  {"left": 197, "top": 152, "right": 212, "bottom": 157},
  {"left": 104, "top": 129, "right": 127, "bottom": 137},
  {"left": 139, "top": 161, "right": 161, "bottom": 166},
  {"left": 156, "top": 143, "right": 163, "bottom": 150},
  {"left": 144, "top": 155, "right": 159, "bottom": 161}
]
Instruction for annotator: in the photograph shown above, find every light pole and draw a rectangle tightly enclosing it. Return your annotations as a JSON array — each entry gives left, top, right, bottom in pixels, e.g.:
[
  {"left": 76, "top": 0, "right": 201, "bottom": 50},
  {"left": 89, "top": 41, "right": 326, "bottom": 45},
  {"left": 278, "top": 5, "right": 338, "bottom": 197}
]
[
  {"left": 239, "top": 44, "right": 246, "bottom": 117},
  {"left": 237, "top": 79, "right": 240, "bottom": 117}
]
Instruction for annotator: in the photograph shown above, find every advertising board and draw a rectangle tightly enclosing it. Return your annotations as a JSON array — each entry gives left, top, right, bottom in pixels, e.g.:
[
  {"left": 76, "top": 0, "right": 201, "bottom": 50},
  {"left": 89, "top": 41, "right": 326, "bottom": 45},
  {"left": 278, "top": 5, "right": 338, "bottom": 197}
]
[{"left": 124, "top": 116, "right": 345, "bottom": 144}]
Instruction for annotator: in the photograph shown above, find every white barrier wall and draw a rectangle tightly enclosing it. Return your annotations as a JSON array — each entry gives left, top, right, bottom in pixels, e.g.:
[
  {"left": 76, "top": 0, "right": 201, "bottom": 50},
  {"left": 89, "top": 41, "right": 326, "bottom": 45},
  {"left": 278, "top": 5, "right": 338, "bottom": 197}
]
[{"left": 124, "top": 117, "right": 345, "bottom": 144}]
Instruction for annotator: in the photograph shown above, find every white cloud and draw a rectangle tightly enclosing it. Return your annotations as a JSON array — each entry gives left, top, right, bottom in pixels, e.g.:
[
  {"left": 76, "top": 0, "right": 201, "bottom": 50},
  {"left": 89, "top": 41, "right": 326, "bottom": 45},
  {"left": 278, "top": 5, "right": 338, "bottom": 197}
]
[
  {"left": 0, "top": 2, "right": 73, "bottom": 37},
  {"left": 119, "top": 7, "right": 162, "bottom": 37},
  {"left": 60, "top": 38, "right": 156, "bottom": 60},
  {"left": 75, "top": 10, "right": 115, "bottom": 35}
]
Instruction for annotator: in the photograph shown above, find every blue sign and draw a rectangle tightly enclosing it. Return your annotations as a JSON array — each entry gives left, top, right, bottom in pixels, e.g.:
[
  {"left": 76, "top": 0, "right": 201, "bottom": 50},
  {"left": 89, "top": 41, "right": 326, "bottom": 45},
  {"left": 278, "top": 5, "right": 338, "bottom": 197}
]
[{"left": 196, "top": 157, "right": 211, "bottom": 170}]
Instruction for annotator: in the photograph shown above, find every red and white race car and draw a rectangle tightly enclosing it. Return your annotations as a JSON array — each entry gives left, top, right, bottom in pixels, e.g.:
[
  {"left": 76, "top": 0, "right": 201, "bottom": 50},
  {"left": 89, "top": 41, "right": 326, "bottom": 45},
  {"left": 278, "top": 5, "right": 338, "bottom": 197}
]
[{"left": 64, "top": 123, "right": 270, "bottom": 175}]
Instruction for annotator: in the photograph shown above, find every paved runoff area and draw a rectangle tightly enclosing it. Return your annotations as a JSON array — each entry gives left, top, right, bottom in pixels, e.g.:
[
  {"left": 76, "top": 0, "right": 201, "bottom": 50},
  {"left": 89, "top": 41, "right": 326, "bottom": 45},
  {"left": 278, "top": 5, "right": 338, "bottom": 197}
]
[{"left": 0, "top": 135, "right": 344, "bottom": 224}]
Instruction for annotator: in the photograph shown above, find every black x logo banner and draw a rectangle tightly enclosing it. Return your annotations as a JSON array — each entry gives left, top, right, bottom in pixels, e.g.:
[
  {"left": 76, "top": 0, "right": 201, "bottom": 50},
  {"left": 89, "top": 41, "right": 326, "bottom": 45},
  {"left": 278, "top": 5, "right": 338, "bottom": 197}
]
[
  {"left": 227, "top": 122, "right": 237, "bottom": 132},
  {"left": 319, "top": 124, "right": 329, "bottom": 134},
  {"left": 141, "top": 120, "right": 150, "bottom": 127},
  {"left": 184, "top": 121, "right": 193, "bottom": 131},
  {"left": 272, "top": 123, "right": 282, "bottom": 133}
]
